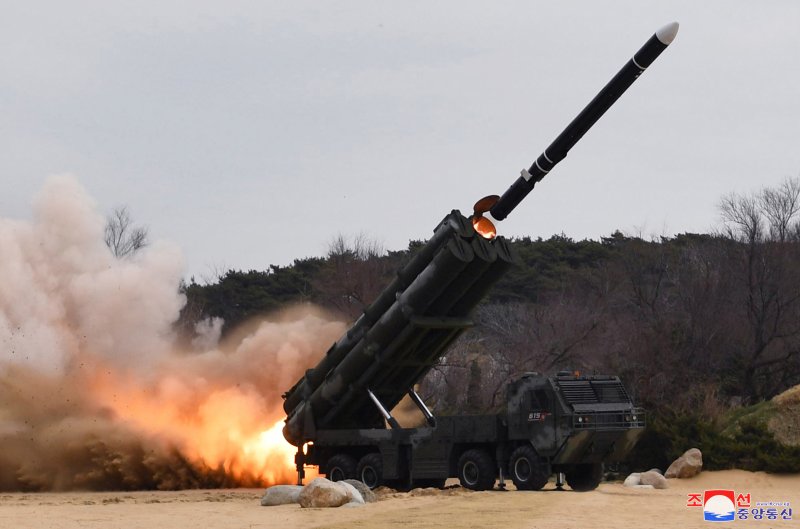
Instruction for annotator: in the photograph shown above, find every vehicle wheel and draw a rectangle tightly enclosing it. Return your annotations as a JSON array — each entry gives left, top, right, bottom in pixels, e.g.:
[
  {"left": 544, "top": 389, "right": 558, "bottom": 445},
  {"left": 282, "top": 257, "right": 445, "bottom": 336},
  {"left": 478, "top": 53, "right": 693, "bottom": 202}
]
[
  {"left": 356, "top": 453, "right": 384, "bottom": 490},
  {"left": 326, "top": 454, "right": 357, "bottom": 482},
  {"left": 509, "top": 445, "right": 550, "bottom": 490},
  {"left": 457, "top": 449, "right": 496, "bottom": 491},
  {"left": 565, "top": 463, "right": 603, "bottom": 491}
]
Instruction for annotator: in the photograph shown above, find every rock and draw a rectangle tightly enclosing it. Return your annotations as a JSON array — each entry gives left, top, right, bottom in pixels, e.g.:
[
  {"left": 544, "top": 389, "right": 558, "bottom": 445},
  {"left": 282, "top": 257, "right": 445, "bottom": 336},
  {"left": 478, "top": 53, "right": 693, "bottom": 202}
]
[
  {"left": 632, "top": 484, "right": 655, "bottom": 489},
  {"left": 639, "top": 470, "right": 669, "bottom": 489},
  {"left": 647, "top": 468, "right": 663, "bottom": 475},
  {"left": 298, "top": 478, "right": 351, "bottom": 508},
  {"left": 260, "top": 485, "right": 303, "bottom": 506},
  {"left": 623, "top": 473, "right": 641, "bottom": 487},
  {"left": 343, "top": 480, "right": 377, "bottom": 503},
  {"left": 339, "top": 481, "right": 364, "bottom": 505},
  {"left": 665, "top": 448, "right": 703, "bottom": 479}
]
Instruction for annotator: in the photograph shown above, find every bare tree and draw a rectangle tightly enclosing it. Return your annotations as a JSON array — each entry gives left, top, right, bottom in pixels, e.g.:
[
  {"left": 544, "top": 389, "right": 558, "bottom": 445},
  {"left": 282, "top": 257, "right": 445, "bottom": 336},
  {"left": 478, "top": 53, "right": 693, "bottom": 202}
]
[
  {"left": 327, "top": 233, "right": 384, "bottom": 262},
  {"left": 315, "top": 233, "right": 389, "bottom": 319},
  {"left": 200, "top": 261, "right": 230, "bottom": 286},
  {"left": 720, "top": 177, "right": 800, "bottom": 244},
  {"left": 761, "top": 177, "right": 800, "bottom": 242},
  {"left": 719, "top": 192, "right": 763, "bottom": 244},
  {"left": 601, "top": 233, "right": 736, "bottom": 410},
  {"left": 104, "top": 206, "right": 148, "bottom": 258},
  {"left": 717, "top": 178, "right": 800, "bottom": 400},
  {"left": 421, "top": 288, "right": 607, "bottom": 412}
]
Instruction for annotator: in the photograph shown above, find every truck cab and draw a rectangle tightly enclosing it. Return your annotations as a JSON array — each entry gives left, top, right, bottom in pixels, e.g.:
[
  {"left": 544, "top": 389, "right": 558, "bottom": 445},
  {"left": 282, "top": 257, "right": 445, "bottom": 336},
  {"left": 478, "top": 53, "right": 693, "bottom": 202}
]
[{"left": 504, "top": 371, "right": 645, "bottom": 490}]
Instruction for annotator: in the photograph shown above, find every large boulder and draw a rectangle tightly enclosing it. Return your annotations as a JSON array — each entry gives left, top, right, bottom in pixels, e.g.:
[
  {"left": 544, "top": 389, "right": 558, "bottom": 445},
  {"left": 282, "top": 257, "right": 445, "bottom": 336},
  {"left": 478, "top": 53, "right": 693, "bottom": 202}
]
[
  {"left": 298, "top": 478, "right": 351, "bottom": 508},
  {"left": 343, "top": 480, "right": 377, "bottom": 503},
  {"left": 261, "top": 485, "right": 303, "bottom": 506},
  {"left": 639, "top": 470, "right": 669, "bottom": 489},
  {"left": 665, "top": 448, "right": 703, "bottom": 479}
]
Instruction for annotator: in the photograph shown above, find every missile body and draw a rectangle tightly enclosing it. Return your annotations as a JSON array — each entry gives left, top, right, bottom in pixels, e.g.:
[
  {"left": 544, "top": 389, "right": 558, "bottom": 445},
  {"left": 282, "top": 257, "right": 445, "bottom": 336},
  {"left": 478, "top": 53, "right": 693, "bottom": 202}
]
[{"left": 489, "top": 22, "right": 679, "bottom": 221}]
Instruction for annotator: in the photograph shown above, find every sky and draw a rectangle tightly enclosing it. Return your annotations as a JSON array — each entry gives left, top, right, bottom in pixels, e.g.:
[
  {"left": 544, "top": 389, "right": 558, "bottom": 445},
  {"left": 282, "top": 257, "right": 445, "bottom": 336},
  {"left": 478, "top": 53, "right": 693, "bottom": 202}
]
[{"left": 2, "top": 1, "right": 800, "bottom": 281}]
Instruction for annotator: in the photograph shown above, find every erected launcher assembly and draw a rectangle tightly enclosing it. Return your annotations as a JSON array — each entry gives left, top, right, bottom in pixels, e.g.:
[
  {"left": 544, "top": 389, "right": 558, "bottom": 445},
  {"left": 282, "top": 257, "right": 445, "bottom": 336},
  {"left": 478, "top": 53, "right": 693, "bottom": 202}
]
[{"left": 282, "top": 23, "right": 679, "bottom": 491}]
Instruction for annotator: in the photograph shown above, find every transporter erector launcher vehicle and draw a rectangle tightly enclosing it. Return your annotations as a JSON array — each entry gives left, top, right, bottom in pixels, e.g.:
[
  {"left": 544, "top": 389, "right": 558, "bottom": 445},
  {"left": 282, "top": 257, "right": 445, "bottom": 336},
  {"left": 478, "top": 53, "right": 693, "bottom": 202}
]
[{"left": 282, "top": 22, "right": 679, "bottom": 491}]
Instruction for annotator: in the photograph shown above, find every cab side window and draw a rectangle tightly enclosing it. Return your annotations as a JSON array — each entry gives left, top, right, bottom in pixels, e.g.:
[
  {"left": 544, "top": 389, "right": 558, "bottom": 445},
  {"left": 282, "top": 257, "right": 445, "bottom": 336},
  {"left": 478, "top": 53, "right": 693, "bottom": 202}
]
[
  {"left": 526, "top": 391, "right": 540, "bottom": 410},
  {"left": 534, "top": 390, "right": 550, "bottom": 411}
]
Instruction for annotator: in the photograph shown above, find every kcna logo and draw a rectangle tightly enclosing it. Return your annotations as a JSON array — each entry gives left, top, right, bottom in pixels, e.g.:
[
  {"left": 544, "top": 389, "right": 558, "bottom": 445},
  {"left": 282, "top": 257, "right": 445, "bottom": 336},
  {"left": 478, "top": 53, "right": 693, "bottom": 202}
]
[{"left": 686, "top": 490, "right": 792, "bottom": 522}]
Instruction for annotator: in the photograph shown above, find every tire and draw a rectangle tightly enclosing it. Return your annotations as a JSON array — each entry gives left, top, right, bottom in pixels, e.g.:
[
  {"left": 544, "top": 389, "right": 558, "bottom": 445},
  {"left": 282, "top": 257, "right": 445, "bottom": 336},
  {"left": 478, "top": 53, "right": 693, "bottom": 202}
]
[
  {"left": 326, "top": 454, "right": 357, "bottom": 482},
  {"left": 509, "top": 445, "right": 550, "bottom": 491},
  {"left": 565, "top": 463, "right": 603, "bottom": 492},
  {"left": 457, "top": 449, "right": 496, "bottom": 491},
  {"left": 356, "top": 453, "right": 384, "bottom": 490}
]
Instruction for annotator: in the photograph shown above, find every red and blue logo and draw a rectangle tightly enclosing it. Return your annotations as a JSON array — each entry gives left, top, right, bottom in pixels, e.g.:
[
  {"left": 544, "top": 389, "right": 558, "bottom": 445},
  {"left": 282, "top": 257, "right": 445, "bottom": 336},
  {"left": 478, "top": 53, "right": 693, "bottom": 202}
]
[
  {"left": 703, "top": 490, "right": 736, "bottom": 522},
  {"left": 687, "top": 489, "right": 791, "bottom": 522}
]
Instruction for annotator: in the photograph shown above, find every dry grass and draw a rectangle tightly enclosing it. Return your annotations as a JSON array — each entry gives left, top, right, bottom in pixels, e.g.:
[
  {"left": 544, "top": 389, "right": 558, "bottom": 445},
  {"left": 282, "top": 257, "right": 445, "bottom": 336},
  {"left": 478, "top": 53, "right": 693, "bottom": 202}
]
[{"left": 770, "top": 384, "right": 800, "bottom": 447}]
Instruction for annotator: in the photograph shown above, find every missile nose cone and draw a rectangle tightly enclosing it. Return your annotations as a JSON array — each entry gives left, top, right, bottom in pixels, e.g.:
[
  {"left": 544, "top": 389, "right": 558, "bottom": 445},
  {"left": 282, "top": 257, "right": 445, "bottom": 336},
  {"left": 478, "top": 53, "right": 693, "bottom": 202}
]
[{"left": 655, "top": 21, "right": 679, "bottom": 45}]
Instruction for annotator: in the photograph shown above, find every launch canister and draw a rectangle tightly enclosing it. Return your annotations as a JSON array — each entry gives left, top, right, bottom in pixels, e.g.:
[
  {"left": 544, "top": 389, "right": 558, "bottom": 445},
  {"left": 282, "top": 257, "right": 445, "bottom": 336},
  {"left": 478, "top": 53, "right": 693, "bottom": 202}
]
[{"left": 489, "top": 22, "right": 679, "bottom": 221}]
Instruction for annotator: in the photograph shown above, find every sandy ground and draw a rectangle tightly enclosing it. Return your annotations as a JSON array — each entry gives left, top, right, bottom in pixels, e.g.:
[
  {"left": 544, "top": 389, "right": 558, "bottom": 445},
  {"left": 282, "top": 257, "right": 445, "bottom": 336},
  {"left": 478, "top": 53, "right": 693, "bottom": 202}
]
[{"left": 0, "top": 470, "right": 796, "bottom": 529}]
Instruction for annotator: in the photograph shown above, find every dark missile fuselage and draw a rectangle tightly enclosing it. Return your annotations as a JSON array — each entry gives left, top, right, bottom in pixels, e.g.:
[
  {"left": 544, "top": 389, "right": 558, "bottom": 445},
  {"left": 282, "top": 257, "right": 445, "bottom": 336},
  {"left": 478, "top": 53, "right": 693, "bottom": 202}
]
[{"left": 491, "top": 24, "right": 677, "bottom": 220}]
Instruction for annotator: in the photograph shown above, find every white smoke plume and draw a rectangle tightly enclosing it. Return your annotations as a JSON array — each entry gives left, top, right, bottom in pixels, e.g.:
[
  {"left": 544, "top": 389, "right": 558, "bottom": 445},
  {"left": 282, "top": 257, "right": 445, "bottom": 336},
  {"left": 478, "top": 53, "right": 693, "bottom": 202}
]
[{"left": 0, "top": 175, "right": 345, "bottom": 491}]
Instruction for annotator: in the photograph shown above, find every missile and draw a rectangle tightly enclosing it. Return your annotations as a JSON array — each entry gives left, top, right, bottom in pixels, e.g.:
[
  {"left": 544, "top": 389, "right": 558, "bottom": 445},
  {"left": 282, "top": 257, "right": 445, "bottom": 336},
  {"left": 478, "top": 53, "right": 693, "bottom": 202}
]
[{"left": 482, "top": 21, "right": 679, "bottom": 224}]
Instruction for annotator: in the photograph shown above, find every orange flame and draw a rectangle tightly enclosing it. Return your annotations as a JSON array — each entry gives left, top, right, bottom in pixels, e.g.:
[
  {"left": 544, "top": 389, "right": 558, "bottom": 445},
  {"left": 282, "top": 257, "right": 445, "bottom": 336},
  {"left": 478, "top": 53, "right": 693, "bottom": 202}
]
[
  {"left": 472, "top": 216, "right": 497, "bottom": 239},
  {"left": 87, "top": 366, "right": 317, "bottom": 486}
]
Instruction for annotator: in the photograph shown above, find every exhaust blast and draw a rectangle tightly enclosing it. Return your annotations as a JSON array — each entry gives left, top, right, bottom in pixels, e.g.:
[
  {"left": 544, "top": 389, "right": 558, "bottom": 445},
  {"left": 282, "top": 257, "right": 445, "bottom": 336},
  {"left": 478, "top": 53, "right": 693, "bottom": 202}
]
[{"left": 0, "top": 175, "right": 345, "bottom": 491}]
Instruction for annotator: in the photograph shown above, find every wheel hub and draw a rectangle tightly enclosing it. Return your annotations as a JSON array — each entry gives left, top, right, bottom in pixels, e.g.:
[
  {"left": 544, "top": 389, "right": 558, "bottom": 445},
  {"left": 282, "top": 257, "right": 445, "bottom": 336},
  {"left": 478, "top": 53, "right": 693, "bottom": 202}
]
[
  {"left": 463, "top": 461, "right": 479, "bottom": 486},
  {"left": 514, "top": 459, "right": 532, "bottom": 481}
]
